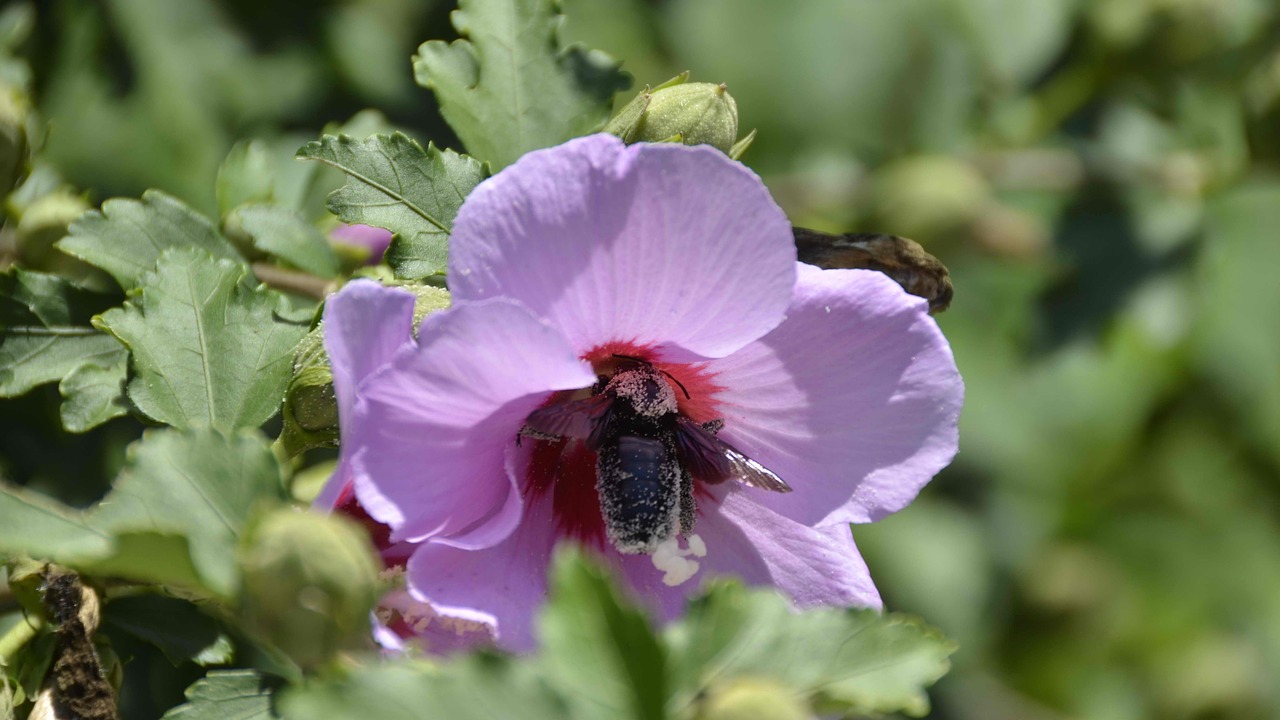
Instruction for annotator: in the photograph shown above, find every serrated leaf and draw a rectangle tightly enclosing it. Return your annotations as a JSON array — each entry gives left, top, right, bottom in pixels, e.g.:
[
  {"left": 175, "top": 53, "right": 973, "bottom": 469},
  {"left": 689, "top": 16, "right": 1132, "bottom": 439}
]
[
  {"left": 666, "top": 583, "right": 955, "bottom": 718},
  {"left": 58, "top": 190, "right": 242, "bottom": 290},
  {"left": 296, "top": 133, "right": 487, "bottom": 279},
  {"left": 278, "top": 657, "right": 571, "bottom": 720},
  {"left": 97, "top": 248, "right": 308, "bottom": 432},
  {"left": 105, "top": 595, "right": 233, "bottom": 667},
  {"left": 231, "top": 204, "right": 341, "bottom": 277},
  {"left": 412, "top": 0, "right": 630, "bottom": 169},
  {"left": 58, "top": 358, "right": 129, "bottom": 432},
  {"left": 538, "top": 550, "right": 667, "bottom": 720},
  {"left": 163, "top": 670, "right": 280, "bottom": 720},
  {"left": 0, "top": 268, "right": 126, "bottom": 398},
  {"left": 88, "top": 428, "right": 288, "bottom": 597}
]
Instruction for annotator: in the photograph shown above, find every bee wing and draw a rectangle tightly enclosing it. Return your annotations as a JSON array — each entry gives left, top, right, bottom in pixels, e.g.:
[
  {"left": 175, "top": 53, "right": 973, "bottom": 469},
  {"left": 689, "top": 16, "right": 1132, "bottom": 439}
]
[
  {"left": 674, "top": 417, "right": 792, "bottom": 493},
  {"left": 523, "top": 394, "right": 614, "bottom": 450}
]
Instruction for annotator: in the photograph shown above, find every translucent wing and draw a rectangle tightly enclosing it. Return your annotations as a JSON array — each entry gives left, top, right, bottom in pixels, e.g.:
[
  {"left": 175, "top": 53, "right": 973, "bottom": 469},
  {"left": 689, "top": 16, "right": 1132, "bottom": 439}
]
[
  {"left": 522, "top": 393, "right": 614, "bottom": 450},
  {"left": 674, "top": 417, "right": 792, "bottom": 493}
]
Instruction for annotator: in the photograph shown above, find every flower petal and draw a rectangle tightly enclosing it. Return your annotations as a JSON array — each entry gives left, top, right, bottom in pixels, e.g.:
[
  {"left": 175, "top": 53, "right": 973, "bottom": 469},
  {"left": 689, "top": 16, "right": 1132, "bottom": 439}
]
[
  {"left": 350, "top": 298, "right": 597, "bottom": 543},
  {"left": 448, "top": 134, "right": 796, "bottom": 362},
  {"left": 316, "top": 281, "right": 418, "bottom": 509},
  {"left": 615, "top": 488, "right": 881, "bottom": 620},
  {"left": 704, "top": 264, "right": 963, "bottom": 526},
  {"left": 404, "top": 489, "right": 560, "bottom": 654}
]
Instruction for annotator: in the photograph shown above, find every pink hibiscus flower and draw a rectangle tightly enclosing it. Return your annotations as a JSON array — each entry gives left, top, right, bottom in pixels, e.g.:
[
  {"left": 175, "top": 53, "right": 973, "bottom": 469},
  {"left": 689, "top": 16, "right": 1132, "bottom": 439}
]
[{"left": 316, "top": 134, "right": 963, "bottom": 652}]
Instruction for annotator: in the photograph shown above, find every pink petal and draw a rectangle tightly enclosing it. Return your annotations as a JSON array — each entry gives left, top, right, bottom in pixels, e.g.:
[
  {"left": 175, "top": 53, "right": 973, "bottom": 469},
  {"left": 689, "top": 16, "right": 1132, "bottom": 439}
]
[
  {"left": 615, "top": 488, "right": 882, "bottom": 620},
  {"left": 704, "top": 264, "right": 963, "bottom": 526},
  {"left": 316, "top": 281, "right": 418, "bottom": 509},
  {"left": 404, "top": 489, "right": 561, "bottom": 653},
  {"left": 349, "top": 298, "right": 597, "bottom": 544},
  {"left": 448, "top": 135, "right": 796, "bottom": 362}
]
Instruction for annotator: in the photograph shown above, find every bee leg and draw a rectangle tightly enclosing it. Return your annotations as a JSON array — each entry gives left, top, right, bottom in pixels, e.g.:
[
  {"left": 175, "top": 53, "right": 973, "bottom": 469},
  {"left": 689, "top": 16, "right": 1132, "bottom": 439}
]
[
  {"left": 701, "top": 419, "right": 724, "bottom": 435},
  {"left": 679, "top": 465, "right": 697, "bottom": 534}
]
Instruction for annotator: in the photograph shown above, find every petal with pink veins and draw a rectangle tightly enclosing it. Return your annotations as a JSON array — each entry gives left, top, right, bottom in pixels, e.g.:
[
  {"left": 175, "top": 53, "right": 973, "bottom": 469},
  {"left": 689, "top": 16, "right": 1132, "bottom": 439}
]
[
  {"left": 448, "top": 134, "right": 796, "bottom": 362},
  {"left": 404, "top": 489, "right": 561, "bottom": 654},
  {"left": 349, "top": 298, "right": 597, "bottom": 544},
  {"left": 316, "top": 281, "right": 418, "bottom": 509},
  {"left": 615, "top": 488, "right": 882, "bottom": 623},
  {"left": 703, "top": 264, "right": 963, "bottom": 527}
]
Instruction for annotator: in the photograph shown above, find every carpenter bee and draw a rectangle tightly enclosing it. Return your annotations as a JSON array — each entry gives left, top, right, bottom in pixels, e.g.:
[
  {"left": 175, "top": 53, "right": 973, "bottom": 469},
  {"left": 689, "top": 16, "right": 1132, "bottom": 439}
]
[
  {"left": 521, "top": 356, "right": 790, "bottom": 555},
  {"left": 792, "top": 226, "right": 953, "bottom": 314}
]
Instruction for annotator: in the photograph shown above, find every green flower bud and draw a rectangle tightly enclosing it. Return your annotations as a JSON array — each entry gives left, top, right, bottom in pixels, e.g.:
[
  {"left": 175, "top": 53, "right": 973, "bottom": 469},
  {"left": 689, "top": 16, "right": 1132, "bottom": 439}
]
[
  {"left": 280, "top": 325, "right": 338, "bottom": 458},
  {"left": 871, "top": 155, "right": 990, "bottom": 241},
  {"left": 15, "top": 189, "right": 91, "bottom": 270},
  {"left": 605, "top": 73, "right": 755, "bottom": 158},
  {"left": 695, "top": 678, "right": 811, "bottom": 720},
  {"left": 238, "top": 508, "right": 382, "bottom": 670},
  {"left": 0, "top": 82, "right": 29, "bottom": 195},
  {"left": 279, "top": 284, "right": 452, "bottom": 457}
]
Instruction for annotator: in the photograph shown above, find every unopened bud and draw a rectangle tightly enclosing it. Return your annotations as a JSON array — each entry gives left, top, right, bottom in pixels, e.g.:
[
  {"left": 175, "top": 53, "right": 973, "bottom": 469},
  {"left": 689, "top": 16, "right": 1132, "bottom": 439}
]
[
  {"left": 0, "top": 83, "right": 28, "bottom": 195},
  {"left": 280, "top": 326, "right": 338, "bottom": 457},
  {"left": 280, "top": 284, "right": 451, "bottom": 457},
  {"left": 238, "top": 508, "right": 382, "bottom": 669},
  {"left": 696, "top": 678, "right": 811, "bottom": 720},
  {"left": 605, "top": 73, "right": 754, "bottom": 158},
  {"left": 15, "top": 190, "right": 91, "bottom": 270}
]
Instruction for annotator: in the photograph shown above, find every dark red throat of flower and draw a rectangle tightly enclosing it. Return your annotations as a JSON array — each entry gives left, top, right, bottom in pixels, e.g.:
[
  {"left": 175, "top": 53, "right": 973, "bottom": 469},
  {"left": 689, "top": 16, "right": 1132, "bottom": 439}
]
[{"left": 523, "top": 341, "right": 725, "bottom": 549}]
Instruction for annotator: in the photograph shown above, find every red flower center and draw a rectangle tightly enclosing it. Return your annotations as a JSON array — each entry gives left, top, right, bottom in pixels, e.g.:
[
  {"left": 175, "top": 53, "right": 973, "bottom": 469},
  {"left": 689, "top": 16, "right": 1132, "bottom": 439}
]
[{"left": 523, "top": 341, "right": 723, "bottom": 548}]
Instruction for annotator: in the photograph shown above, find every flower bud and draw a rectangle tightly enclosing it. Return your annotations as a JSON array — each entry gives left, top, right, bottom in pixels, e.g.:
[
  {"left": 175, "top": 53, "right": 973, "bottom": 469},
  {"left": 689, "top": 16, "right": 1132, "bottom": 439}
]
[
  {"left": 279, "top": 284, "right": 452, "bottom": 457},
  {"left": 15, "top": 189, "right": 91, "bottom": 270},
  {"left": 238, "top": 508, "right": 382, "bottom": 670},
  {"left": 695, "top": 678, "right": 811, "bottom": 720},
  {"left": 0, "top": 83, "right": 29, "bottom": 195},
  {"left": 280, "top": 325, "right": 338, "bottom": 457},
  {"left": 605, "top": 73, "right": 755, "bottom": 158}
]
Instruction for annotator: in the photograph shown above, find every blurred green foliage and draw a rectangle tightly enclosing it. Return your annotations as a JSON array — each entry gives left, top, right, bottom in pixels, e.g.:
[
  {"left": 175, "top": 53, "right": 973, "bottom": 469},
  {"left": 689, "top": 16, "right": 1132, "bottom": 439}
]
[{"left": 2, "top": 0, "right": 1279, "bottom": 717}]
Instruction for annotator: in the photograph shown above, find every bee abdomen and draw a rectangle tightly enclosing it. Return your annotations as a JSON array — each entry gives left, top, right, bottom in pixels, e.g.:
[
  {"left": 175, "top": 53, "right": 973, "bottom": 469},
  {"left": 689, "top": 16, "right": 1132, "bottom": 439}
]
[{"left": 597, "top": 434, "right": 681, "bottom": 554}]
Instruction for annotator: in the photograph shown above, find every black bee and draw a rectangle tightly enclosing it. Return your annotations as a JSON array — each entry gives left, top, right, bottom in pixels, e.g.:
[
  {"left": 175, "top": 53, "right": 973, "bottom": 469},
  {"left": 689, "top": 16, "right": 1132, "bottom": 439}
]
[{"left": 521, "top": 356, "right": 790, "bottom": 555}]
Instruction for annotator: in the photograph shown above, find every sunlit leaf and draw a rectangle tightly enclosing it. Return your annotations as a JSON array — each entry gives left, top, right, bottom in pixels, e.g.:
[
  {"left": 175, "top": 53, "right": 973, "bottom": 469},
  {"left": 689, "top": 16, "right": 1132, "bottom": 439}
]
[
  {"left": 59, "top": 190, "right": 241, "bottom": 291},
  {"left": 297, "top": 133, "right": 487, "bottom": 278},
  {"left": 412, "top": 0, "right": 629, "bottom": 169},
  {"left": 96, "top": 248, "right": 308, "bottom": 432},
  {"left": 231, "top": 204, "right": 341, "bottom": 277}
]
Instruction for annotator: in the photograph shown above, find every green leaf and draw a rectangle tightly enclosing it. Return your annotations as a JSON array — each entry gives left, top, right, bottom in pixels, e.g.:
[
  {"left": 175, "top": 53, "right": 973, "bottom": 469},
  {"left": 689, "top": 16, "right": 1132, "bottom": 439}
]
[
  {"left": 297, "top": 133, "right": 487, "bottom": 278},
  {"left": 58, "top": 190, "right": 242, "bottom": 290},
  {"left": 279, "top": 657, "right": 571, "bottom": 720},
  {"left": 666, "top": 583, "right": 955, "bottom": 718},
  {"left": 0, "top": 484, "right": 111, "bottom": 561},
  {"left": 412, "top": 0, "right": 630, "bottom": 169},
  {"left": 97, "top": 248, "right": 309, "bottom": 432},
  {"left": 163, "top": 670, "right": 280, "bottom": 720},
  {"left": 0, "top": 428, "right": 287, "bottom": 597},
  {"left": 0, "top": 268, "right": 127, "bottom": 399},
  {"left": 105, "top": 594, "right": 233, "bottom": 666},
  {"left": 231, "top": 204, "right": 341, "bottom": 277},
  {"left": 88, "top": 428, "right": 288, "bottom": 597},
  {"left": 216, "top": 140, "right": 277, "bottom": 218},
  {"left": 1194, "top": 183, "right": 1280, "bottom": 468},
  {"left": 538, "top": 549, "right": 667, "bottom": 720},
  {"left": 58, "top": 357, "right": 129, "bottom": 432}
]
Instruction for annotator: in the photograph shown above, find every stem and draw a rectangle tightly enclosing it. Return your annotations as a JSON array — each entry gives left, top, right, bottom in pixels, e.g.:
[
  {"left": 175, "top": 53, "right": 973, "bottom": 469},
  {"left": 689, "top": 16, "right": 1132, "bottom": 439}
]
[
  {"left": 0, "top": 613, "right": 41, "bottom": 665},
  {"left": 252, "top": 263, "right": 335, "bottom": 300}
]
